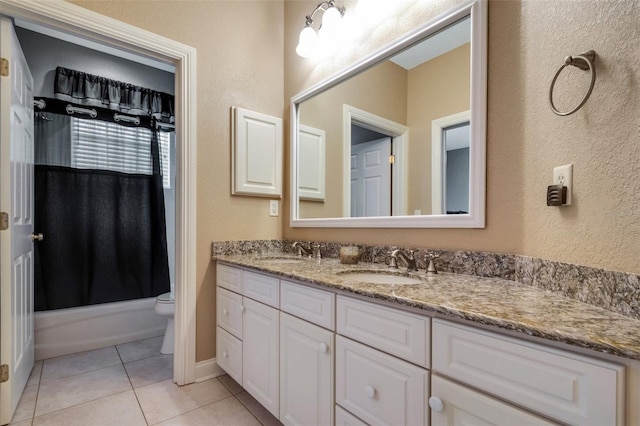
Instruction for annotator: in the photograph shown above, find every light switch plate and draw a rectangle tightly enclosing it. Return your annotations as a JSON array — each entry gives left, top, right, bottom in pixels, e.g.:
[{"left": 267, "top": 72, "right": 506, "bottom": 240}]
[
  {"left": 553, "top": 164, "right": 573, "bottom": 206},
  {"left": 269, "top": 200, "right": 279, "bottom": 217}
]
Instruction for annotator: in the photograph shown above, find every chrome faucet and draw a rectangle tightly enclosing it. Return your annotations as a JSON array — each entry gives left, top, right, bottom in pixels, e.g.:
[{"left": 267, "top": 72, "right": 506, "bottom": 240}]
[
  {"left": 390, "top": 249, "right": 418, "bottom": 272},
  {"left": 292, "top": 242, "right": 313, "bottom": 258}
]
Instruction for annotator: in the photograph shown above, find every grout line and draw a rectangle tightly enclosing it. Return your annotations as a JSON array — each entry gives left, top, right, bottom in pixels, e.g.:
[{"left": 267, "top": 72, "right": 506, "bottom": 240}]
[
  {"left": 116, "top": 344, "right": 151, "bottom": 425},
  {"left": 146, "top": 395, "right": 237, "bottom": 426}
]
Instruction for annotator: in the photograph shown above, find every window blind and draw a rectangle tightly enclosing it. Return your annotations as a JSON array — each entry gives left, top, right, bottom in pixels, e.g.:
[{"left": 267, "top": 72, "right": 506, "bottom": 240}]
[{"left": 70, "top": 117, "right": 170, "bottom": 189}]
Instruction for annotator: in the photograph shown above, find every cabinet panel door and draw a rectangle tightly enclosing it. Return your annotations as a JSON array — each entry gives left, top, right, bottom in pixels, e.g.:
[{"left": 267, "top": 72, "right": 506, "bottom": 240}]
[
  {"left": 217, "top": 263, "right": 243, "bottom": 293},
  {"left": 337, "top": 296, "right": 429, "bottom": 367},
  {"left": 244, "top": 270, "right": 280, "bottom": 308},
  {"left": 217, "top": 287, "right": 243, "bottom": 339},
  {"left": 430, "top": 375, "right": 556, "bottom": 426},
  {"left": 336, "top": 335, "right": 428, "bottom": 426},
  {"left": 216, "top": 326, "right": 242, "bottom": 385},
  {"left": 280, "top": 280, "right": 334, "bottom": 330},
  {"left": 432, "top": 319, "right": 625, "bottom": 426},
  {"left": 280, "top": 313, "right": 334, "bottom": 426},
  {"left": 243, "top": 298, "right": 279, "bottom": 417}
]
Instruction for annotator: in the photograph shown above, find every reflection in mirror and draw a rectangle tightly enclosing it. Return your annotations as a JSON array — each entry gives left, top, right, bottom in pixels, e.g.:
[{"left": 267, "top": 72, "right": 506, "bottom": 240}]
[{"left": 291, "top": 0, "right": 486, "bottom": 228}]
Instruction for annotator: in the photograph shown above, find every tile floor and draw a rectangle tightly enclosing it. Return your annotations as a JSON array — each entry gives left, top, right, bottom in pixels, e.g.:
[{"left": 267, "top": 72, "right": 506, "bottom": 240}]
[{"left": 10, "top": 336, "right": 282, "bottom": 426}]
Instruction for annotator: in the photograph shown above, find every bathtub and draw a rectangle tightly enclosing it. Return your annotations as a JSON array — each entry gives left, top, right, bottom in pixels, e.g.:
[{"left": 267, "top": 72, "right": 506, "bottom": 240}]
[{"left": 35, "top": 297, "right": 167, "bottom": 360}]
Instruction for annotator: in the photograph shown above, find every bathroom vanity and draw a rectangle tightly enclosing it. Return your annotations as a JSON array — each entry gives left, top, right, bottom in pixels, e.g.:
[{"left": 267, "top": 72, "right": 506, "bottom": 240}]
[{"left": 214, "top": 255, "right": 638, "bottom": 426}]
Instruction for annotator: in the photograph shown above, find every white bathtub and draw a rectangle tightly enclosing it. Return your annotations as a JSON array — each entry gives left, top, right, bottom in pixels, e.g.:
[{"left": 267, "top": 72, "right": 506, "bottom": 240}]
[{"left": 35, "top": 297, "right": 167, "bottom": 360}]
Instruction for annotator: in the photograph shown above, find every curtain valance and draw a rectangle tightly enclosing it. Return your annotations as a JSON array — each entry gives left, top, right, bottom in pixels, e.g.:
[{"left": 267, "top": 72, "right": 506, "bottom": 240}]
[{"left": 54, "top": 66, "right": 174, "bottom": 123}]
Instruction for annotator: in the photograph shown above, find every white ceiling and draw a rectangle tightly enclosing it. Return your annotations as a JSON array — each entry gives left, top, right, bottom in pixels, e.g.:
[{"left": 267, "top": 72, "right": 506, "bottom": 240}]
[{"left": 390, "top": 17, "right": 470, "bottom": 70}]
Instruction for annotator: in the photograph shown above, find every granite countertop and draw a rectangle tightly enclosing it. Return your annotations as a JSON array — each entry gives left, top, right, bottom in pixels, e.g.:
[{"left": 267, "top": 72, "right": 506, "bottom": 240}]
[{"left": 214, "top": 253, "right": 640, "bottom": 361}]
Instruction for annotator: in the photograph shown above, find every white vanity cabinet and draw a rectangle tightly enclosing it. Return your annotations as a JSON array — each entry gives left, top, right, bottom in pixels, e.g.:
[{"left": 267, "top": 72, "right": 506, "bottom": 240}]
[
  {"left": 216, "top": 264, "right": 336, "bottom": 425},
  {"left": 431, "top": 319, "right": 626, "bottom": 426},
  {"left": 336, "top": 296, "right": 430, "bottom": 426}
]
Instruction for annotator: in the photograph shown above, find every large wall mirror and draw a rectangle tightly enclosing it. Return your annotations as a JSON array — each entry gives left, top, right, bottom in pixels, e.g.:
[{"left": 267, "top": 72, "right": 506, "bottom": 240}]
[{"left": 291, "top": 0, "right": 487, "bottom": 228}]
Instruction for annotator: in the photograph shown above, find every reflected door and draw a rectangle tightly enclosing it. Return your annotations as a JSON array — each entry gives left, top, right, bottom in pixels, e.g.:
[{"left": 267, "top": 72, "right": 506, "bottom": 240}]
[{"left": 351, "top": 137, "right": 391, "bottom": 217}]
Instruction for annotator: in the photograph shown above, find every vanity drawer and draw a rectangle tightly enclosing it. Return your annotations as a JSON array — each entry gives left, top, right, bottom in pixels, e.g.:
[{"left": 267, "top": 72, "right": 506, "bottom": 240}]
[
  {"left": 216, "top": 326, "right": 242, "bottom": 385},
  {"left": 243, "top": 270, "right": 280, "bottom": 308},
  {"left": 337, "top": 296, "right": 429, "bottom": 367},
  {"left": 280, "top": 280, "right": 335, "bottom": 330},
  {"left": 336, "top": 335, "right": 428, "bottom": 426},
  {"left": 335, "top": 406, "right": 369, "bottom": 426},
  {"left": 432, "top": 319, "right": 625, "bottom": 426},
  {"left": 217, "top": 263, "right": 243, "bottom": 293},
  {"left": 217, "top": 287, "right": 243, "bottom": 339},
  {"left": 430, "top": 375, "right": 555, "bottom": 426}
]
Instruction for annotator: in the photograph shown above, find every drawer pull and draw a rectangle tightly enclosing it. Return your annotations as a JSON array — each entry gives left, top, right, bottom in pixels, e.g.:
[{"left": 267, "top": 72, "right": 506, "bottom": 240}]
[
  {"left": 428, "top": 396, "right": 444, "bottom": 412},
  {"left": 222, "top": 308, "right": 228, "bottom": 316},
  {"left": 365, "top": 385, "right": 376, "bottom": 399},
  {"left": 240, "top": 305, "right": 245, "bottom": 313},
  {"left": 319, "top": 342, "right": 328, "bottom": 353},
  {"left": 222, "top": 351, "right": 228, "bottom": 358}
]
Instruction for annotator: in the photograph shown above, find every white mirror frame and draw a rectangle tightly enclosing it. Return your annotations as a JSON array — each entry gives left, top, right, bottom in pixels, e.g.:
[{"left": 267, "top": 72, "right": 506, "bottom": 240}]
[{"left": 290, "top": 0, "right": 487, "bottom": 228}]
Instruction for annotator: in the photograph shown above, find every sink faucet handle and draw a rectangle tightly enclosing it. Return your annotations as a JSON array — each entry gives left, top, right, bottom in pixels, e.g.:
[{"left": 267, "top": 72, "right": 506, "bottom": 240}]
[
  {"left": 424, "top": 254, "right": 439, "bottom": 275},
  {"left": 387, "top": 251, "right": 398, "bottom": 268},
  {"left": 313, "top": 243, "right": 323, "bottom": 259}
]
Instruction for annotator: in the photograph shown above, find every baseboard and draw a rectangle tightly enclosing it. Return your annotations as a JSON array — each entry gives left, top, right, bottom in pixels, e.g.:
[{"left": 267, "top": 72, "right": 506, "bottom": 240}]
[{"left": 195, "top": 358, "right": 226, "bottom": 382}]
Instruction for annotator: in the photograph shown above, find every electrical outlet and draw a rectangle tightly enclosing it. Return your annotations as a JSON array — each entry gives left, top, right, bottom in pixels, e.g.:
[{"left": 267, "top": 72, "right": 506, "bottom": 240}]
[
  {"left": 553, "top": 164, "right": 573, "bottom": 206},
  {"left": 269, "top": 200, "right": 279, "bottom": 217}
]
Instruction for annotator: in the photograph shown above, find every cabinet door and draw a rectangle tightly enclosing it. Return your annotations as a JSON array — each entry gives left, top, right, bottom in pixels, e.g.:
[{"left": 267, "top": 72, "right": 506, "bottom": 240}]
[
  {"left": 216, "top": 326, "right": 242, "bottom": 384},
  {"left": 336, "top": 335, "right": 428, "bottom": 426},
  {"left": 243, "top": 298, "right": 279, "bottom": 417},
  {"left": 430, "top": 375, "right": 556, "bottom": 426},
  {"left": 280, "top": 313, "right": 334, "bottom": 426},
  {"left": 217, "top": 287, "right": 243, "bottom": 339}
]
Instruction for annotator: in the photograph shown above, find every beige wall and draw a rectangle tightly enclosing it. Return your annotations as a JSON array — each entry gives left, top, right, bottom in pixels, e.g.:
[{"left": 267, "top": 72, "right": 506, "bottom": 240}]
[
  {"left": 407, "top": 43, "right": 470, "bottom": 214},
  {"left": 67, "top": 0, "right": 284, "bottom": 362},
  {"left": 285, "top": 0, "right": 640, "bottom": 275},
  {"left": 298, "top": 60, "right": 407, "bottom": 218}
]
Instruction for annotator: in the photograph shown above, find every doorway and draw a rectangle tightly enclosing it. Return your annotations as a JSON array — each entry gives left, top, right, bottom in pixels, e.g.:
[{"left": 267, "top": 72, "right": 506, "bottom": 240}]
[{"left": 0, "top": 5, "right": 197, "bottom": 423}]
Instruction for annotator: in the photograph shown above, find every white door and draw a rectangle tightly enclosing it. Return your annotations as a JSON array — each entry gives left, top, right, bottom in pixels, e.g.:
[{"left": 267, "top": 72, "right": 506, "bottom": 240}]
[
  {"left": 242, "top": 297, "right": 279, "bottom": 418},
  {"left": 280, "top": 312, "right": 334, "bottom": 426},
  {"left": 350, "top": 137, "right": 391, "bottom": 217},
  {"left": 0, "top": 17, "right": 35, "bottom": 425}
]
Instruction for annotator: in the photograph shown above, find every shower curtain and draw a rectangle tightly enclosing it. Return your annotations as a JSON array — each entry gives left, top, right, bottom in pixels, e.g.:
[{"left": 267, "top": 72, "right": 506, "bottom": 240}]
[{"left": 33, "top": 92, "right": 172, "bottom": 310}]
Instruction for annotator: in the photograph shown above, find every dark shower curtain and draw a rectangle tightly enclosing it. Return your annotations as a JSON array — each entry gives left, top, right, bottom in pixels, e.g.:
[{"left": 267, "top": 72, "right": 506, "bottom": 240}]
[{"left": 33, "top": 89, "right": 172, "bottom": 310}]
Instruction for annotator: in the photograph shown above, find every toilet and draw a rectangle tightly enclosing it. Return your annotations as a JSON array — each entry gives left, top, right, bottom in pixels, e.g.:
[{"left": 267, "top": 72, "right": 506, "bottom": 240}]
[{"left": 154, "top": 292, "right": 174, "bottom": 354}]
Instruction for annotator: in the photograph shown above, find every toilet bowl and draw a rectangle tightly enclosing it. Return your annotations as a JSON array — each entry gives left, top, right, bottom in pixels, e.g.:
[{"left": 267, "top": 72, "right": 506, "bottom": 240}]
[{"left": 154, "top": 292, "right": 174, "bottom": 354}]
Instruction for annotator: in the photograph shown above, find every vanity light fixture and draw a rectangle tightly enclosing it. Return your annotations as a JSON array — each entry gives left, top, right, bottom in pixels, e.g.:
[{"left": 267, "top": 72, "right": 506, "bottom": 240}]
[{"left": 296, "top": 0, "right": 346, "bottom": 59}]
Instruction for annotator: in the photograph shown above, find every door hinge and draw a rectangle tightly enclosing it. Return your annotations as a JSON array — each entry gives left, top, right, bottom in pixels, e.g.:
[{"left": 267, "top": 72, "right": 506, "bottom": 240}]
[
  {"left": 0, "top": 212, "right": 8, "bottom": 231},
  {"left": 1, "top": 364, "right": 8, "bottom": 383},
  {"left": 0, "top": 58, "right": 8, "bottom": 77},
  {"left": 388, "top": 154, "right": 395, "bottom": 164}
]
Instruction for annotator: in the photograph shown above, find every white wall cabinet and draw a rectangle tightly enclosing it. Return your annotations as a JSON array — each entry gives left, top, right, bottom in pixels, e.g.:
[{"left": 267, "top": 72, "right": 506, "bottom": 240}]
[{"left": 280, "top": 312, "right": 334, "bottom": 426}]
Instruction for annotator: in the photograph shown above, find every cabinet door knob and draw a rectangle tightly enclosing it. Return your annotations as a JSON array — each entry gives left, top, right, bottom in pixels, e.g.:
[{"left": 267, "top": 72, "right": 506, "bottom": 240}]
[
  {"left": 428, "top": 396, "right": 444, "bottom": 412},
  {"left": 318, "top": 342, "right": 328, "bottom": 353},
  {"left": 222, "top": 308, "right": 228, "bottom": 316},
  {"left": 365, "top": 385, "right": 376, "bottom": 399},
  {"left": 240, "top": 305, "right": 245, "bottom": 313},
  {"left": 222, "top": 351, "right": 228, "bottom": 358}
]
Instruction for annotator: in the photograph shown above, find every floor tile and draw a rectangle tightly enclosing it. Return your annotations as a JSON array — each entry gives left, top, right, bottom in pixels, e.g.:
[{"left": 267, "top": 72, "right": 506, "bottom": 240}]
[
  {"left": 155, "top": 396, "right": 260, "bottom": 426},
  {"left": 27, "top": 360, "right": 43, "bottom": 387},
  {"left": 10, "top": 384, "right": 37, "bottom": 424},
  {"left": 236, "top": 391, "right": 283, "bottom": 426},
  {"left": 217, "top": 374, "right": 244, "bottom": 395},
  {"left": 135, "top": 378, "right": 231, "bottom": 425},
  {"left": 35, "top": 364, "right": 131, "bottom": 417},
  {"left": 41, "top": 346, "right": 121, "bottom": 383},
  {"left": 124, "top": 354, "right": 173, "bottom": 388},
  {"left": 8, "top": 420, "right": 31, "bottom": 426},
  {"left": 32, "top": 390, "right": 146, "bottom": 426},
  {"left": 117, "top": 336, "right": 164, "bottom": 363}
]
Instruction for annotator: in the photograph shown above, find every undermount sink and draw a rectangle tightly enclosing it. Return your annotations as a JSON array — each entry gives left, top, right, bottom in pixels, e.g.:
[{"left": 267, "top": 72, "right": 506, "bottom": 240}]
[{"left": 338, "top": 271, "right": 424, "bottom": 285}]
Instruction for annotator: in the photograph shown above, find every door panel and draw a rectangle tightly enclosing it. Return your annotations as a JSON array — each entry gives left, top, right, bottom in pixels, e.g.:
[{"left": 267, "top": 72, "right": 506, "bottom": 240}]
[
  {"left": 0, "top": 17, "right": 35, "bottom": 425},
  {"left": 351, "top": 138, "right": 391, "bottom": 217}
]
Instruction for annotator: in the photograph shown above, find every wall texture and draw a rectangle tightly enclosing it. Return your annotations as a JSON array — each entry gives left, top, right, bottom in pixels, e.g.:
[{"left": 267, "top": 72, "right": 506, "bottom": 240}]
[
  {"left": 67, "top": 0, "right": 284, "bottom": 362},
  {"left": 284, "top": 0, "right": 640, "bottom": 275}
]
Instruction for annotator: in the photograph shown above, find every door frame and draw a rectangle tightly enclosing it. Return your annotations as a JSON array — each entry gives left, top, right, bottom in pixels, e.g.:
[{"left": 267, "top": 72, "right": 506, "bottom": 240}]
[
  {"left": 342, "top": 105, "right": 408, "bottom": 217},
  {"left": 0, "top": 0, "right": 197, "bottom": 385},
  {"left": 431, "top": 110, "right": 470, "bottom": 215}
]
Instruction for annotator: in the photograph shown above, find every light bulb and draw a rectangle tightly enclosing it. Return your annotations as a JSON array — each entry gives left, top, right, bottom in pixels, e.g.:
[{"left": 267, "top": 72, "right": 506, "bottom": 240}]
[
  {"left": 296, "top": 26, "right": 318, "bottom": 58},
  {"left": 320, "top": 6, "right": 341, "bottom": 34}
]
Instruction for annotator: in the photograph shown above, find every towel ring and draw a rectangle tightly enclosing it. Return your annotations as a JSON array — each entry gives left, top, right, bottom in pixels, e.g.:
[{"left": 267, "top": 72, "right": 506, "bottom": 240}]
[{"left": 549, "top": 50, "right": 596, "bottom": 116}]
